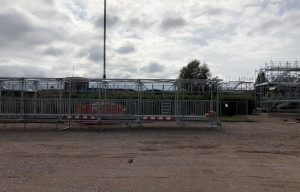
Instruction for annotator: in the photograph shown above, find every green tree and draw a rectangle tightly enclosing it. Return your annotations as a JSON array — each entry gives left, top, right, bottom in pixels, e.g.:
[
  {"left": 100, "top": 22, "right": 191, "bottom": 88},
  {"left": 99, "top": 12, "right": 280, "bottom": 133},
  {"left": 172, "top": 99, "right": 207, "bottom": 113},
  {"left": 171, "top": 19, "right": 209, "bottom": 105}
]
[
  {"left": 179, "top": 59, "right": 211, "bottom": 80},
  {"left": 178, "top": 60, "right": 212, "bottom": 93}
]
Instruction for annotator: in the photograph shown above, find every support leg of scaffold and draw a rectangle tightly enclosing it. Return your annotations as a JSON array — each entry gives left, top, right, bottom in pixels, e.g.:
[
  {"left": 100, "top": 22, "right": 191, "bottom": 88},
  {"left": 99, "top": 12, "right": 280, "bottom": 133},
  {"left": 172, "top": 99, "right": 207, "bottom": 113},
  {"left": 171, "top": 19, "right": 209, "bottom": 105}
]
[
  {"left": 97, "top": 121, "right": 102, "bottom": 133},
  {"left": 218, "top": 123, "right": 222, "bottom": 131},
  {"left": 58, "top": 120, "right": 72, "bottom": 132}
]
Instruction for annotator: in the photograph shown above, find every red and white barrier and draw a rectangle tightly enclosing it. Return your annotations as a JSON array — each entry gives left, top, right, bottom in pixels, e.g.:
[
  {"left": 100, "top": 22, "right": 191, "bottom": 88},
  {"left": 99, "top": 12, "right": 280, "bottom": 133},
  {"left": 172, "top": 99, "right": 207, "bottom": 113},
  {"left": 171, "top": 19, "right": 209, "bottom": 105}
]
[
  {"left": 142, "top": 116, "right": 176, "bottom": 121},
  {"left": 63, "top": 115, "right": 97, "bottom": 122}
]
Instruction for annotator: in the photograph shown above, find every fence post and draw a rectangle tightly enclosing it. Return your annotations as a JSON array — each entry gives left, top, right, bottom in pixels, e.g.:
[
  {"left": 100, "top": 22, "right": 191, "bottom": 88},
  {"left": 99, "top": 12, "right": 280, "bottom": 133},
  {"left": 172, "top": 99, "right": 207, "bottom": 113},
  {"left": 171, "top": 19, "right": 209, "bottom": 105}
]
[
  {"left": 68, "top": 79, "right": 72, "bottom": 115},
  {"left": 59, "top": 79, "right": 63, "bottom": 117},
  {"left": 21, "top": 78, "right": 25, "bottom": 119},
  {"left": 34, "top": 81, "right": 38, "bottom": 114},
  {"left": 0, "top": 81, "right": 2, "bottom": 115},
  {"left": 97, "top": 80, "right": 101, "bottom": 99},
  {"left": 175, "top": 82, "right": 178, "bottom": 116},
  {"left": 137, "top": 80, "right": 141, "bottom": 116},
  {"left": 216, "top": 80, "right": 220, "bottom": 116}
]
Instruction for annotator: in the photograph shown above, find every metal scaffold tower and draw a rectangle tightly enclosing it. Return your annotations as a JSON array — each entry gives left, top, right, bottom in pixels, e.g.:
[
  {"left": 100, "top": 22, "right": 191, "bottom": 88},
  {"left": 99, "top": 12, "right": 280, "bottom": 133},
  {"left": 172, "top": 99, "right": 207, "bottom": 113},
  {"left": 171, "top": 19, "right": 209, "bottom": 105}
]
[
  {"left": 221, "top": 77, "right": 254, "bottom": 92},
  {"left": 255, "top": 61, "right": 300, "bottom": 113}
]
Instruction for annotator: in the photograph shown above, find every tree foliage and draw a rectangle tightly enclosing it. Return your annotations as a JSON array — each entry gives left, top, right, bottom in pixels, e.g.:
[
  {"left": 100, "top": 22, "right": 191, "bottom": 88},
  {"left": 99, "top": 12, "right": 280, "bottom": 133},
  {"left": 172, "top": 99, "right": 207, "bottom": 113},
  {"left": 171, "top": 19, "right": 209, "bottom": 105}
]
[
  {"left": 179, "top": 59, "right": 211, "bottom": 80},
  {"left": 178, "top": 60, "right": 213, "bottom": 93}
]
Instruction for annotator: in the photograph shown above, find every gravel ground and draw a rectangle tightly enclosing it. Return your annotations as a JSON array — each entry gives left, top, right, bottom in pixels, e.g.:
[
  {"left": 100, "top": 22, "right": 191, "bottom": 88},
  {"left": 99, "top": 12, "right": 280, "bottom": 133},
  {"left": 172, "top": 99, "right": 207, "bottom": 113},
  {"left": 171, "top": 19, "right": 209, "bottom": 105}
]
[{"left": 0, "top": 114, "right": 300, "bottom": 192}]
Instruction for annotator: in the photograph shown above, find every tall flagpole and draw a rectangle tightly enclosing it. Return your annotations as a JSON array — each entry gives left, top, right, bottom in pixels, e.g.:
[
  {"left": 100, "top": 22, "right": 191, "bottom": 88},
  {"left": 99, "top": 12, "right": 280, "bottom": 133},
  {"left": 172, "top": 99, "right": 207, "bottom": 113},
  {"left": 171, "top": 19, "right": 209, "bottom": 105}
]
[{"left": 103, "top": 0, "right": 107, "bottom": 79}]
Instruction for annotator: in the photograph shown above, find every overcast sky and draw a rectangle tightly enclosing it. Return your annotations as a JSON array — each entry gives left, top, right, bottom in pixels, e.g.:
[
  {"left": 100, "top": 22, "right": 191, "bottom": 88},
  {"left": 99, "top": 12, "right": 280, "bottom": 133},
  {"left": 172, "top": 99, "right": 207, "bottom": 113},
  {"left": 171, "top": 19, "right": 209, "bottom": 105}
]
[{"left": 0, "top": 0, "right": 299, "bottom": 79}]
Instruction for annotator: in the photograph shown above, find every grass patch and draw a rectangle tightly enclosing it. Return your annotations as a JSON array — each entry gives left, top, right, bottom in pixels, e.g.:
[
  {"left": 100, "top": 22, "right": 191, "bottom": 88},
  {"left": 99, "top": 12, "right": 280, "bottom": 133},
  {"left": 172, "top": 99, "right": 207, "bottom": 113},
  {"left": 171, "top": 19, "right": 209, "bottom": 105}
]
[{"left": 221, "top": 116, "right": 255, "bottom": 122}]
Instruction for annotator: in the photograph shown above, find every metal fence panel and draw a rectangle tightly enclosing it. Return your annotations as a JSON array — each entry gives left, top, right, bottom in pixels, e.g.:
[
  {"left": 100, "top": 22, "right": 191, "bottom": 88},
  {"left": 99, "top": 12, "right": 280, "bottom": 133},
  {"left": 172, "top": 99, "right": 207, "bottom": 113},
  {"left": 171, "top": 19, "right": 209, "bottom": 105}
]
[{"left": 0, "top": 98, "right": 219, "bottom": 116}]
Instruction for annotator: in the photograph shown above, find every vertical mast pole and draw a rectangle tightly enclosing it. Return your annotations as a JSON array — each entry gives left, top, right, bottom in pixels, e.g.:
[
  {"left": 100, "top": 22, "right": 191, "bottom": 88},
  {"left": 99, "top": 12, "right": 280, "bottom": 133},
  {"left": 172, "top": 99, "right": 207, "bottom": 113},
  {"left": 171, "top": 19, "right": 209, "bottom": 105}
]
[{"left": 103, "top": 0, "right": 107, "bottom": 79}]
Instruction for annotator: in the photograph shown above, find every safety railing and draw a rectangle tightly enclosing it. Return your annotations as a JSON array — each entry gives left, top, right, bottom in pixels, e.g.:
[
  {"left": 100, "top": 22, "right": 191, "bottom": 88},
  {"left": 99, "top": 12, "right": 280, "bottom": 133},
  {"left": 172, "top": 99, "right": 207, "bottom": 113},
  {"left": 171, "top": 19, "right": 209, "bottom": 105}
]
[{"left": 0, "top": 98, "right": 218, "bottom": 117}]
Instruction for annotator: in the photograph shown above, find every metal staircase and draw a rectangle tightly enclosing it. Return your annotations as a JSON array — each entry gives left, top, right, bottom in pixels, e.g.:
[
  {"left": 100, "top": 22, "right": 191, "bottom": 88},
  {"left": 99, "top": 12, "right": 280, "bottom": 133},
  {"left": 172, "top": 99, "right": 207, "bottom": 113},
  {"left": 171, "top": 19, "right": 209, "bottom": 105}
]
[{"left": 162, "top": 101, "right": 172, "bottom": 115}]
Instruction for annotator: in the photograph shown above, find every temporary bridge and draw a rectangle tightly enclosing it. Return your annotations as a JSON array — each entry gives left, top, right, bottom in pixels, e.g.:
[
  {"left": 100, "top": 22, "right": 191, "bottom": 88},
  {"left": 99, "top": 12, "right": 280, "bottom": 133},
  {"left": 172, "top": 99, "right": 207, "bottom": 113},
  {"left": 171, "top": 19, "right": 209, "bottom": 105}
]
[{"left": 0, "top": 78, "right": 221, "bottom": 130}]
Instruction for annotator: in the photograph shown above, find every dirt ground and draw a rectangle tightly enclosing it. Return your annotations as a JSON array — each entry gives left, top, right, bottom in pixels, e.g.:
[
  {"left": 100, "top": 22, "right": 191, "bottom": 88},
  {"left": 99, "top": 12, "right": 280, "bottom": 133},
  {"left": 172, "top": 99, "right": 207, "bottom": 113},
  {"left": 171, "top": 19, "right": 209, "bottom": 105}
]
[{"left": 0, "top": 114, "right": 300, "bottom": 192}]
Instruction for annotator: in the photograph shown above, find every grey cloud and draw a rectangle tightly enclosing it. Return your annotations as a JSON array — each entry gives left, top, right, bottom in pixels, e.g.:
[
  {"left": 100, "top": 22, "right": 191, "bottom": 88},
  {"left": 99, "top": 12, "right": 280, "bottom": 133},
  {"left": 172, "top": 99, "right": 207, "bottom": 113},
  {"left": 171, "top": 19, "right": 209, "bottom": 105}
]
[
  {"left": 0, "top": 64, "right": 47, "bottom": 77},
  {"left": 140, "top": 62, "right": 165, "bottom": 73},
  {"left": 252, "top": 19, "right": 282, "bottom": 35},
  {"left": 0, "top": 9, "right": 65, "bottom": 47},
  {"left": 77, "top": 49, "right": 87, "bottom": 58},
  {"left": 201, "top": 5, "right": 232, "bottom": 16},
  {"left": 77, "top": 45, "right": 103, "bottom": 62},
  {"left": 128, "top": 18, "right": 155, "bottom": 29},
  {"left": 0, "top": 1, "right": 299, "bottom": 79},
  {"left": 25, "top": 30, "right": 62, "bottom": 45},
  {"left": 182, "top": 36, "right": 208, "bottom": 46},
  {"left": 247, "top": 16, "right": 295, "bottom": 36},
  {"left": 88, "top": 45, "right": 103, "bottom": 62},
  {"left": 88, "top": 51, "right": 102, "bottom": 62},
  {"left": 95, "top": 14, "right": 120, "bottom": 28},
  {"left": 191, "top": 22, "right": 237, "bottom": 43},
  {"left": 160, "top": 17, "right": 186, "bottom": 30},
  {"left": 119, "top": 29, "right": 143, "bottom": 40},
  {"left": 43, "top": 0, "right": 55, "bottom": 5},
  {"left": 44, "top": 47, "right": 64, "bottom": 56},
  {"left": 119, "top": 61, "right": 138, "bottom": 73},
  {"left": 0, "top": 11, "right": 33, "bottom": 41},
  {"left": 116, "top": 45, "right": 136, "bottom": 54},
  {"left": 119, "top": 72, "right": 132, "bottom": 79},
  {"left": 206, "top": 7, "right": 224, "bottom": 16}
]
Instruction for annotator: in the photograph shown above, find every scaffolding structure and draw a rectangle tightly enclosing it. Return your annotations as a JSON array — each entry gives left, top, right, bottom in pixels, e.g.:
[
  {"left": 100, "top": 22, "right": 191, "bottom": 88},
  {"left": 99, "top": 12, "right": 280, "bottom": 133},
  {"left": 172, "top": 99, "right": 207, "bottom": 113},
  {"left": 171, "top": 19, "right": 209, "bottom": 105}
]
[
  {"left": 221, "top": 77, "right": 254, "bottom": 92},
  {"left": 255, "top": 61, "right": 300, "bottom": 113},
  {"left": 0, "top": 78, "right": 222, "bottom": 130}
]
